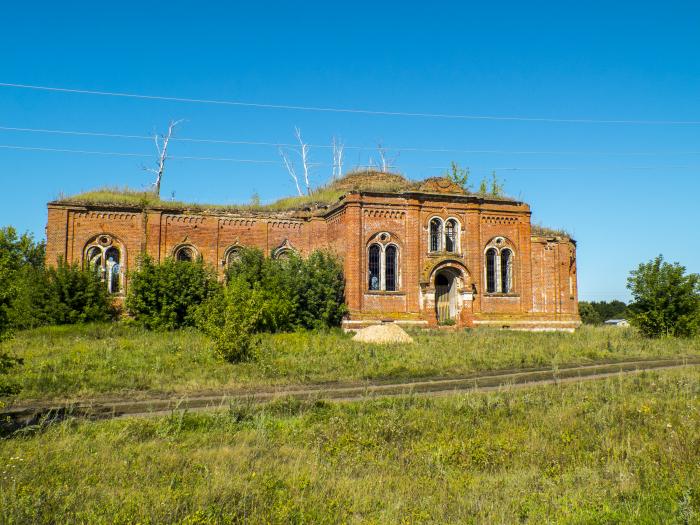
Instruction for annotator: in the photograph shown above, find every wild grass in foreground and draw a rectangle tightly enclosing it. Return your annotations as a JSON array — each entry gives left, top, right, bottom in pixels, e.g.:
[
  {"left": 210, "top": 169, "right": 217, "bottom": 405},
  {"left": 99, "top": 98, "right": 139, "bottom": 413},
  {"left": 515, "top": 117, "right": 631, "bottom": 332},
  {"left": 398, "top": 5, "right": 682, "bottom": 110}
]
[
  {"left": 1, "top": 368, "right": 698, "bottom": 523},
  {"left": 1, "top": 323, "right": 699, "bottom": 402}
]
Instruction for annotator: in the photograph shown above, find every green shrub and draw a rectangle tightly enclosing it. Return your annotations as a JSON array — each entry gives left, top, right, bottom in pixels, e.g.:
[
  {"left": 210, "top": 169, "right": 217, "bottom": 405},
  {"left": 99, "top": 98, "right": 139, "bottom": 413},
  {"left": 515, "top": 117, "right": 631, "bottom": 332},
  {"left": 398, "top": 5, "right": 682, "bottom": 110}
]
[
  {"left": 198, "top": 247, "right": 346, "bottom": 361},
  {"left": 578, "top": 301, "right": 602, "bottom": 325},
  {"left": 225, "top": 247, "right": 346, "bottom": 331},
  {"left": 627, "top": 255, "right": 700, "bottom": 338},
  {"left": 194, "top": 276, "right": 264, "bottom": 362},
  {"left": 0, "top": 226, "right": 45, "bottom": 339},
  {"left": 126, "top": 256, "right": 220, "bottom": 330},
  {"left": 38, "top": 259, "right": 116, "bottom": 324}
]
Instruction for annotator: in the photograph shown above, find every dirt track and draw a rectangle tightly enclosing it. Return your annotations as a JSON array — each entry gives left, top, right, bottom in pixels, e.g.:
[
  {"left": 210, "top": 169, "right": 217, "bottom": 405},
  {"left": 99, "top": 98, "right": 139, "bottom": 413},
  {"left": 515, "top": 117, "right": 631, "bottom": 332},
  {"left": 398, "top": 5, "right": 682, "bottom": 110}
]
[{"left": 3, "top": 357, "right": 699, "bottom": 430}]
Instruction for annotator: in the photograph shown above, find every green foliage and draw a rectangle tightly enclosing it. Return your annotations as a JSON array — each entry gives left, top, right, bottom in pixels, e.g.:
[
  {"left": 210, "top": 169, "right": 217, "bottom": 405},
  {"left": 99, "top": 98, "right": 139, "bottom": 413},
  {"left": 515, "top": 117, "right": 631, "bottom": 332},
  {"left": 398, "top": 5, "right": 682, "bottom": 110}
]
[
  {"left": 194, "top": 277, "right": 265, "bottom": 362},
  {"left": 0, "top": 227, "right": 45, "bottom": 340},
  {"left": 223, "top": 247, "right": 347, "bottom": 331},
  {"left": 490, "top": 170, "right": 505, "bottom": 196},
  {"left": 37, "top": 259, "right": 116, "bottom": 325},
  {"left": 578, "top": 301, "right": 602, "bottom": 324},
  {"left": 627, "top": 255, "right": 700, "bottom": 338},
  {"left": 126, "top": 256, "right": 221, "bottom": 330},
  {"left": 1, "top": 228, "right": 112, "bottom": 334},
  {"left": 199, "top": 248, "right": 346, "bottom": 361},
  {"left": 444, "top": 161, "right": 471, "bottom": 191},
  {"left": 0, "top": 350, "right": 23, "bottom": 396},
  {"left": 579, "top": 300, "right": 628, "bottom": 324}
]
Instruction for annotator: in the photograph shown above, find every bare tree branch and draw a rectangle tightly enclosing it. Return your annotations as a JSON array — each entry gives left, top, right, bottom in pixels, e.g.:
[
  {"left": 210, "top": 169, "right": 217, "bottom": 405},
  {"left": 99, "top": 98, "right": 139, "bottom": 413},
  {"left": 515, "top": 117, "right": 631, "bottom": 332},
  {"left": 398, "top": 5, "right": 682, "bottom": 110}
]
[
  {"left": 279, "top": 147, "right": 303, "bottom": 196},
  {"left": 294, "top": 127, "right": 311, "bottom": 194},
  {"left": 146, "top": 119, "right": 183, "bottom": 197},
  {"left": 332, "top": 136, "right": 344, "bottom": 180},
  {"left": 377, "top": 143, "right": 389, "bottom": 173}
]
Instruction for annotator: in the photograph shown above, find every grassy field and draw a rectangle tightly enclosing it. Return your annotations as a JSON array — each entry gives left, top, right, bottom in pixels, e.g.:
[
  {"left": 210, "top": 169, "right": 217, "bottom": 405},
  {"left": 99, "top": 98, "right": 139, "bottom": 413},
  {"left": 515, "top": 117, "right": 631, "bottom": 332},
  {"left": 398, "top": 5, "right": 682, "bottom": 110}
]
[
  {"left": 1, "top": 323, "right": 699, "bottom": 402},
  {"left": 0, "top": 367, "right": 698, "bottom": 523}
]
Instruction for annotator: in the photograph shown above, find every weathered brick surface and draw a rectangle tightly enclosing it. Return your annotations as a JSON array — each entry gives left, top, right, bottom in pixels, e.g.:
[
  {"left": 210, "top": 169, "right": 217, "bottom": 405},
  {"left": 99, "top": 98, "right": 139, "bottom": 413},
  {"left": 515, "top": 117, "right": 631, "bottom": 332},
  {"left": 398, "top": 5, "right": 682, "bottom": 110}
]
[{"left": 47, "top": 187, "right": 580, "bottom": 330}]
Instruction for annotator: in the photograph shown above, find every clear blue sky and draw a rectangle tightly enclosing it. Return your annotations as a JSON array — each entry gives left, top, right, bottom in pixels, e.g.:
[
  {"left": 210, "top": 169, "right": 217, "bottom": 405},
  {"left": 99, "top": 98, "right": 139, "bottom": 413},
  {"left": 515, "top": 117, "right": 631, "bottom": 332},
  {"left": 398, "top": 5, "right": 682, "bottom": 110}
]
[{"left": 2, "top": 1, "right": 699, "bottom": 302}]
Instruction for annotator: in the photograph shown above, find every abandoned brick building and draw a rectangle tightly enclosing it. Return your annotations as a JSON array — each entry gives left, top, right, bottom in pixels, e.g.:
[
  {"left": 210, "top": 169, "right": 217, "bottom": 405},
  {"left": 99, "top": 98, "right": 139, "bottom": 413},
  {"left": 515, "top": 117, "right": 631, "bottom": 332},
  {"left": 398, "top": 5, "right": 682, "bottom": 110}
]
[{"left": 45, "top": 172, "right": 580, "bottom": 330}]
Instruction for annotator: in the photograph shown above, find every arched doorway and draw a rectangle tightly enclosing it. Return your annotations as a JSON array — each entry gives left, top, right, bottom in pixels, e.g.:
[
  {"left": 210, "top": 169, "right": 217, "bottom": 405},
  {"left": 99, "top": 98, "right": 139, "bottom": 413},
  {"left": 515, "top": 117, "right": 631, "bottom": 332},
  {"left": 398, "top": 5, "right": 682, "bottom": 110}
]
[{"left": 435, "top": 270, "right": 459, "bottom": 323}]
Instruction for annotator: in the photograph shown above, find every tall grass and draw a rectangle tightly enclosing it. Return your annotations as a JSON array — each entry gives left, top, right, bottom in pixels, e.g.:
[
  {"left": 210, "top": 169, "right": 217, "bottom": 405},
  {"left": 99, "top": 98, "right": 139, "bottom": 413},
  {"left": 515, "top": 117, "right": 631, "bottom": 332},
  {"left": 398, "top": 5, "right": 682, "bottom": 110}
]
[
  {"left": 0, "top": 368, "right": 698, "bottom": 523},
  {"left": 1, "top": 323, "right": 699, "bottom": 402}
]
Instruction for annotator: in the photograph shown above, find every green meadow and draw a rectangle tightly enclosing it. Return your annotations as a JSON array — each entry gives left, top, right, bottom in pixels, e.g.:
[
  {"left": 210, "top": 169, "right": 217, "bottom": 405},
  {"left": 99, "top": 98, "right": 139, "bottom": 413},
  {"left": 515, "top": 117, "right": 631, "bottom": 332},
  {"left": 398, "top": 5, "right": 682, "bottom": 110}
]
[
  {"left": 1, "top": 367, "right": 698, "bottom": 524},
  {"left": 1, "top": 323, "right": 699, "bottom": 402}
]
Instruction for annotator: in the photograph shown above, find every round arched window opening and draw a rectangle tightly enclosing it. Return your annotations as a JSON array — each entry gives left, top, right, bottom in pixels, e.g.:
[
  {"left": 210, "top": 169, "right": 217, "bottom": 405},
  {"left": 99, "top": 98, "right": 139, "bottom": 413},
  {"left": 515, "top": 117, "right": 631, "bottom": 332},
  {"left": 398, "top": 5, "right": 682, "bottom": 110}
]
[{"left": 174, "top": 245, "right": 196, "bottom": 262}]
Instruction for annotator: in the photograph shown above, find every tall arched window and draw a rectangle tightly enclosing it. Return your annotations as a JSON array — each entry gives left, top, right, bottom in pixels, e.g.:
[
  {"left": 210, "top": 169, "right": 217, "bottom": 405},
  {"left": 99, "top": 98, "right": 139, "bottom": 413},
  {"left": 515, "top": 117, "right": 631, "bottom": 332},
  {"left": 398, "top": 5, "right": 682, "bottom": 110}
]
[
  {"left": 445, "top": 219, "right": 458, "bottom": 252},
  {"left": 368, "top": 244, "right": 381, "bottom": 290},
  {"left": 501, "top": 249, "right": 513, "bottom": 293},
  {"left": 430, "top": 218, "right": 443, "bottom": 252},
  {"left": 484, "top": 238, "right": 516, "bottom": 294},
  {"left": 84, "top": 234, "right": 124, "bottom": 294},
  {"left": 385, "top": 245, "right": 397, "bottom": 291},
  {"left": 485, "top": 248, "right": 497, "bottom": 293}
]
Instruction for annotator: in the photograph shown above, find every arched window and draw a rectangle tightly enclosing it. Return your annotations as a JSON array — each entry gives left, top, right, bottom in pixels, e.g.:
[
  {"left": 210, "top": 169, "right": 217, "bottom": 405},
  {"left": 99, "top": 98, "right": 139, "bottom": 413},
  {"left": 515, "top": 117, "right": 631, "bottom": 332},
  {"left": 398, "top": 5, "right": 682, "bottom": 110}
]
[
  {"left": 224, "top": 247, "right": 241, "bottom": 267},
  {"left": 174, "top": 245, "right": 196, "bottom": 262},
  {"left": 385, "top": 245, "right": 397, "bottom": 291},
  {"left": 84, "top": 234, "right": 124, "bottom": 294},
  {"left": 484, "top": 238, "right": 516, "bottom": 294},
  {"left": 445, "top": 219, "right": 458, "bottom": 252},
  {"left": 429, "top": 218, "right": 443, "bottom": 252},
  {"left": 485, "top": 248, "right": 497, "bottom": 293},
  {"left": 501, "top": 249, "right": 512, "bottom": 293},
  {"left": 368, "top": 244, "right": 381, "bottom": 290}
]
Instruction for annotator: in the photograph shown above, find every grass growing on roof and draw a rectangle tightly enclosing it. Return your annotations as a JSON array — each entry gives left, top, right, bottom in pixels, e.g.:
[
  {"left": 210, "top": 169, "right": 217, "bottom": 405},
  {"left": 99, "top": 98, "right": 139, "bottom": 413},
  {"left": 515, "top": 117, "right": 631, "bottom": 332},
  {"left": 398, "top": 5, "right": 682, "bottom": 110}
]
[
  {"left": 56, "top": 171, "right": 415, "bottom": 212},
  {"left": 2, "top": 323, "right": 699, "bottom": 402},
  {"left": 1, "top": 367, "right": 698, "bottom": 523}
]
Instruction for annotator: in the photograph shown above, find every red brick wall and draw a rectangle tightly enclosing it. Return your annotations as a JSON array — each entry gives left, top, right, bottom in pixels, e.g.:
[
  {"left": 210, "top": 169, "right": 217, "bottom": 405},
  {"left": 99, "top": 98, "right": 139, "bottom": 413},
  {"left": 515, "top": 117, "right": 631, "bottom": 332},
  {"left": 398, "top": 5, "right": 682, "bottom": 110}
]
[{"left": 46, "top": 192, "right": 580, "bottom": 328}]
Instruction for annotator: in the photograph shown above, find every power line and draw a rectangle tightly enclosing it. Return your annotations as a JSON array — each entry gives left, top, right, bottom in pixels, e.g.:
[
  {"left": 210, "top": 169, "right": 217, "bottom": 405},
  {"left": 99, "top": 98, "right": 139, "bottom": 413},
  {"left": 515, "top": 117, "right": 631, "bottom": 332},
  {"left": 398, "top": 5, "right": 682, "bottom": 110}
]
[
  {"left": 2, "top": 82, "right": 700, "bottom": 125},
  {"left": 0, "top": 144, "right": 279, "bottom": 164},
  {"left": 2, "top": 124, "right": 700, "bottom": 157},
  {"left": 2, "top": 143, "right": 700, "bottom": 172}
]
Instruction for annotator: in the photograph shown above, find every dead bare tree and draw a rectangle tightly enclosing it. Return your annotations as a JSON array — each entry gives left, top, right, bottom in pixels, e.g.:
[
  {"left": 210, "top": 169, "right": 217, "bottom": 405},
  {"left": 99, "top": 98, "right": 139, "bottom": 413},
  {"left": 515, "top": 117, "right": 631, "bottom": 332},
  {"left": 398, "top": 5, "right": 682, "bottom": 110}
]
[
  {"left": 377, "top": 143, "right": 389, "bottom": 173},
  {"left": 332, "top": 136, "right": 344, "bottom": 179},
  {"left": 377, "top": 142, "right": 399, "bottom": 173},
  {"left": 279, "top": 147, "right": 303, "bottom": 196},
  {"left": 294, "top": 127, "right": 311, "bottom": 194},
  {"left": 144, "top": 119, "right": 183, "bottom": 197}
]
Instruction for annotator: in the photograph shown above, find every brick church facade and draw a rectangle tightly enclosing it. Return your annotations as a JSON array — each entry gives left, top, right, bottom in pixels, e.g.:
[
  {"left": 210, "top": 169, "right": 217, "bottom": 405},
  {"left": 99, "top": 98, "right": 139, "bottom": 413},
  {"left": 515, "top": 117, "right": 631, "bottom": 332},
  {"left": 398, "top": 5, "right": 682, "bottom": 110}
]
[{"left": 45, "top": 173, "right": 580, "bottom": 331}]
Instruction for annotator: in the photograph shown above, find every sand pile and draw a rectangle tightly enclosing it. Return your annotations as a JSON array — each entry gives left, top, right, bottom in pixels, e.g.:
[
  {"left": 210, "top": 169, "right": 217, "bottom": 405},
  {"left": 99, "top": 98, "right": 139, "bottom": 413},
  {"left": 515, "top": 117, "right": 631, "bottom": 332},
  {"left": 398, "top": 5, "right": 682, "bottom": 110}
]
[{"left": 352, "top": 323, "right": 414, "bottom": 344}]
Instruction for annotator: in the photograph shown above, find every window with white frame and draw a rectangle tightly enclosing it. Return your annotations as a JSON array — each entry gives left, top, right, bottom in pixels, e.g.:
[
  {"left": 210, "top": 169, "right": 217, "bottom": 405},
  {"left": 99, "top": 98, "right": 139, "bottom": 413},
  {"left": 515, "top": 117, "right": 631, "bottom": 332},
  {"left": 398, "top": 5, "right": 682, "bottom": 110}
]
[
  {"left": 429, "top": 218, "right": 443, "bottom": 252},
  {"left": 367, "top": 233, "right": 400, "bottom": 292},
  {"left": 484, "top": 237, "right": 515, "bottom": 294},
  {"left": 429, "top": 217, "right": 460, "bottom": 253},
  {"left": 84, "top": 234, "right": 124, "bottom": 294}
]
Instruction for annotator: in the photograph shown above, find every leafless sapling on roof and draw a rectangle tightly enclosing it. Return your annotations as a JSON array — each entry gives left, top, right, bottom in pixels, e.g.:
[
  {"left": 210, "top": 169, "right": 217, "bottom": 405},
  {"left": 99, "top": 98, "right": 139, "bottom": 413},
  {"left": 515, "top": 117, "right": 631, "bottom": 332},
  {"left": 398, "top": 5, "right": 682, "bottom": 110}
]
[
  {"left": 377, "top": 142, "right": 399, "bottom": 173},
  {"left": 279, "top": 146, "right": 303, "bottom": 196},
  {"left": 279, "top": 127, "right": 312, "bottom": 195},
  {"left": 332, "top": 136, "right": 344, "bottom": 180},
  {"left": 143, "top": 119, "right": 183, "bottom": 197}
]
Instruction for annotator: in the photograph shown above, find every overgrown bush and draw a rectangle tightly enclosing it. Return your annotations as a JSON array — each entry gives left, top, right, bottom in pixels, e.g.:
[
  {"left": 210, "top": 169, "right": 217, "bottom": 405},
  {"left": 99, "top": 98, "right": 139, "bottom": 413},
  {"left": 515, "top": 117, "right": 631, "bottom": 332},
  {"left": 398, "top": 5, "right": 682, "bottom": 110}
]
[
  {"left": 627, "top": 255, "right": 700, "bottom": 338},
  {"left": 1, "top": 227, "right": 114, "bottom": 334},
  {"left": 126, "top": 256, "right": 220, "bottom": 330},
  {"left": 198, "top": 247, "right": 347, "bottom": 361},
  {"left": 194, "top": 277, "right": 265, "bottom": 362}
]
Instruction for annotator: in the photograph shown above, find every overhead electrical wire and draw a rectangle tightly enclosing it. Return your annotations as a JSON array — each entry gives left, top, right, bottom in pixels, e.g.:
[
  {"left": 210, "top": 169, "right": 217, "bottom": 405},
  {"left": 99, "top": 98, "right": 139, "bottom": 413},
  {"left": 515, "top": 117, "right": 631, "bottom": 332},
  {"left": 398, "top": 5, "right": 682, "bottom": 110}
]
[
  {"left": 1, "top": 143, "right": 699, "bottom": 172},
  {"left": 2, "top": 82, "right": 700, "bottom": 125},
  {"left": 1, "top": 124, "right": 699, "bottom": 157}
]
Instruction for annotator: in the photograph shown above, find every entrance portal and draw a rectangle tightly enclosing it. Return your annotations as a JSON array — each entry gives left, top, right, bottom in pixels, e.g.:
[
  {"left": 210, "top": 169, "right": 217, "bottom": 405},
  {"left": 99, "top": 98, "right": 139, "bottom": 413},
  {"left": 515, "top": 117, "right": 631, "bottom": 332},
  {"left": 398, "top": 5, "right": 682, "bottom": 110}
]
[{"left": 435, "top": 271, "right": 458, "bottom": 323}]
